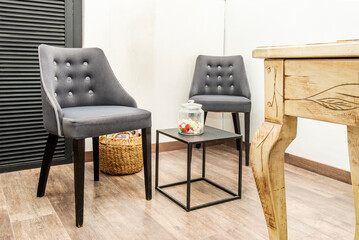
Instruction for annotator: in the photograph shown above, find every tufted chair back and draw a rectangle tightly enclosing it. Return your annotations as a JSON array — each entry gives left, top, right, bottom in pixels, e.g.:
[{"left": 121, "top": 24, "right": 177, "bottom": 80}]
[
  {"left": 38, "top": 44, "right": 136, "bottom": 136},
  {"left": 189, "top": 55, "right": 251, "bottom": 99}
]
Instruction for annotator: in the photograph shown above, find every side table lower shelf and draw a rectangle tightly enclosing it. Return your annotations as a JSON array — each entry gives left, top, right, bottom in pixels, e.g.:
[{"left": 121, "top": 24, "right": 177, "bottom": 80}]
[
  {"left": 155, "top": 127, "right": 242, "bottom": 212},
  {"left": 156, "top": 177, "right": 241, "bottom": 212}
]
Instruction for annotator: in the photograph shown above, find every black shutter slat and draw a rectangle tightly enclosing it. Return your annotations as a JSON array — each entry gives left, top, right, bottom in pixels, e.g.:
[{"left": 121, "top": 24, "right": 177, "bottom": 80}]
[
  {"left": 0, "top": 140, "right": 65, "bottom": 151},
  {"left": 0, "top": 152, "right": 65, "bottom": 162},
  {"left": 1, "top": 120, "right": 44, "bottom": 128},
  {"left": 0, "top": 156, "right": 65, "bottom": 166},
  {"left": 0, "top": 89, "right": 41, "bottom": 93},
  {"left": 0, "top": 38, "right": 65, "bottom": 44},
  {"left": 0, "top": 0, "right": 64, "bottom": 9},
  {"left": 0, "top": 29, "right": 65, "bottom": 37},
  {"left": 0, "top": 91, "right": 41, "bottom": 95},
  {"left": 0, "top": 72, "right": 40, "bottom": 76},
  {"left": 0, "top": 153, "right": 65, "bottom": 163},
  {"left": 1, "top": 109, "right": 42, "bottom": 115},
  {"left": 0, "top": 22, "right": 65, "bottom": 31},
  {"left": 2, "top": 133, "right": 50, "bottom": 143},
  {"left": 1, "top": 34, "right": 65, "bottom": 41},
  {"left": 0, "top": 0, "right": 78, "bottom": 172},
  {"left": 21, "top": 0, "right": 64, "bottom": 5},
  {"left": 0, "top": 81, "right": 40, "bottom": 85},
  {"left": 0, "top": 145, "right": 65, "bottom": 156},
  {"left": 1, "top": 69, "right": 41, "bottom": 73},
  {"left": 0, "top": 11, "right": 64, "bottom": 22},
  {"left": 0, "top": 51, "right": 39, "bottom": 56},
  {"left": 1, "top": 105, "right": 43, "bottom": 111},
  {"left": 0, "top": 128, "right": 44, "bottom": 136},
  {"left": 0, "top": 2, "right": 65, "bottom": 13},
  {"left": 0, "top": 20, "right": 64, "bottom": 29},
  {"left": 0, "top": 64, "right": 41, "bottom": 68},
  {"left": 1, "top": 125, "right": 43, "bottom": 131},
  {"left": 0, "top": 130, "right": 47, "bottom": 139},
  {"left": 0, "top": 5, "right": 65, "bottom": 17},
  {"left": 0, "top": 55, "right": 39, "bottom": 59},
  {"left": 1, "top": 139, "right": 52, "bottom": 148},
  {"left": 0, "top": 60, "right": 39, "bottom": 64},
  {"left": 1, "top": 117, "right": 43, "bottom": 123}
]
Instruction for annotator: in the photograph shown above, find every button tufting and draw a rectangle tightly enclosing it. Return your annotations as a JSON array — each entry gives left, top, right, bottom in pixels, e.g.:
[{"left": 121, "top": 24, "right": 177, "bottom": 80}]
[
  {"left": 89, "top": 90, "right": 93, "bottom": 95},
  {"left": 206, "top": 75, "right": 209, "bottom": 79},
  {"left": 83, "top": 61, "right": 88, "bottom": 66},
  {"left": 217, "top": 85, "right": 221, "bottom": 88},
  {"left": 68, "top": 92, "right": 72, "bottom": 96},
  {"left": 54, "top": 76, "right": 58, "bottom": 81},
  {"left": 53, "top": 61, "right": 57, "bottom": 66},
  {"left": 218, "top": 65, "right": 222, "bottom": 70},
  {"left": 218, "top": 76, "right": 222, "bottom": 80},
  {"left": 207, "top": 64, "right": 211, "bottom": 69},
  {"left": 231, "top": 84, "right": 234, "bottom": 87},
  {"left": 66, "top": 62, "right": 70, "bottom": 67},
  {"left": 229, "top": 75, "right": 233, "bottom": 79},
  {"left": 229, "top": 65, "right": 233, "bottom": 68},
  {"left": 54, "top": 92, "right": 57, "bottom": 97},
  {"left": 205, "top": 85, "right": 209, "bottom": 87},
  {"left": 67, "top": 77, "right": 72, "bottom": 82},
  {"left": 85, "top": 76, "right": 90, "bottom": 81}
]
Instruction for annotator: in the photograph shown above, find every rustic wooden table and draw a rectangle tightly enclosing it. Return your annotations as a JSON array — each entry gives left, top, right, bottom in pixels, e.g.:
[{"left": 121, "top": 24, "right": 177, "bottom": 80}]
[{"left": 250, "top": 41, "right": 359, "bottom": 240}]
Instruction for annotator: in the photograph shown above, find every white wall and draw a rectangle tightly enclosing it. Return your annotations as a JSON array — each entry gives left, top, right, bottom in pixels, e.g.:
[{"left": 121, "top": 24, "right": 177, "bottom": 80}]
[
  {"left": 152, "top": 0, "right": 225, "bottom": 140},
  {"left": 83, "top": 0, "right": 224, "bottom": 149},
  {"left": 225, "top": 0, "right": 359, "bottom": 170},
  {"left": 84, "top": 0, "right": 358, "bottom": 171},
  {"left": 83, "top": 0, "right": 156, "bottom": 150}
]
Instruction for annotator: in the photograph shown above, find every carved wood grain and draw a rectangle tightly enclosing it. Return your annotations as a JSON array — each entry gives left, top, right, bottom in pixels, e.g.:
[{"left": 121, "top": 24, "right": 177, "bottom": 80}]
[
  {"left": 251, "top": 116, "right": 297, "bottom": 240},
  {"left": 252, "top": 41, "right": 359, "bottom": 59},
  {"left": 347, "top": 126, "right": 359, "bottom": 240},
  {"left": 265, "top": 60, "right": 284, "bottom": 123},
  {"left": 284, "top": 59, "right": 359, "bottom": 126}
]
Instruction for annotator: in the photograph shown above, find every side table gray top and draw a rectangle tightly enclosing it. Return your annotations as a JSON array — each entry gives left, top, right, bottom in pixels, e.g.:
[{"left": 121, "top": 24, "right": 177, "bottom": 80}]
[{"left": 157, "top": 126, "right": 241, "bottom": 144}]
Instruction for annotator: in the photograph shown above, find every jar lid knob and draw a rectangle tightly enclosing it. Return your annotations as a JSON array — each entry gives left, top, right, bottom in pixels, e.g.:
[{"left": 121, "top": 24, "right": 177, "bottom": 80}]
[{"left": 188, "top": 100, "right": 195, "bottom": 104}]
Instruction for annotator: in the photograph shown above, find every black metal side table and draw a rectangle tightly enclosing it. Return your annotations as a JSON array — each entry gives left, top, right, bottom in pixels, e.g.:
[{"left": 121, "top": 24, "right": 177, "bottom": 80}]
[{"left": 155, "top": 126, "right": 242, "bottom": 211}]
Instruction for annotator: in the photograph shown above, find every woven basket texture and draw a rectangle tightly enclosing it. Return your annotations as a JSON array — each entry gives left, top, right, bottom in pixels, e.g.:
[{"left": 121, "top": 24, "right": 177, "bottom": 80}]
[{"left": 99, "top": 132, "right": 143, "bottom": 175}]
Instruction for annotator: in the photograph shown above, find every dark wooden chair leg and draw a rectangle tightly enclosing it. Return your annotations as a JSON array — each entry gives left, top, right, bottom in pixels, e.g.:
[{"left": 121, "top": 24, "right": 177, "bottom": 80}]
[
  {"left": 37, "top": 133, "right": 58, "bottom": 197},
  {"left": 196, "top": 111, "right": 208, "bottom": 148},
  {"left": 92, "top": 137, "right": 99, "bottom": 181},
  {"left": 245, "top": 112, "right": 250, "bottom": 166},
  {"left": 73, "top": 139, "right": 85, "bottom": 227},
  {"left": 142, "top": 127, "right": 152, "bottom": 200},
  {"left": 232, "top": 112, "right": 241, "bottom": 150}
]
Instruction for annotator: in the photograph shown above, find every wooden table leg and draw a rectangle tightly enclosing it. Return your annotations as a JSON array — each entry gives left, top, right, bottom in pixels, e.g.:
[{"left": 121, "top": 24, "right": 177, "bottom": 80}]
[
  {"left": 347, "top": 126, "right": 359, "bottom": 240},
  {"left": 250, "top": 116, "right": 297, "bottom": 240}
]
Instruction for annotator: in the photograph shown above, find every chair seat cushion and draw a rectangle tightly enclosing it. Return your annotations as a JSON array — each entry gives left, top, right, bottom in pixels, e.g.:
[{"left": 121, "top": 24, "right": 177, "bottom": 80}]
[
  {"left": 61, "top": 106, "right": 151, "bottom": 139},
  {"left": 190, "top": 95, "right": 251, "bottom": 112}
]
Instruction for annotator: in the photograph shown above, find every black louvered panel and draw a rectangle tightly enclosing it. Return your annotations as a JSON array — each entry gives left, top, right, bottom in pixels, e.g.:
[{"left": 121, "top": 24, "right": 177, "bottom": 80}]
[{"left": 0, "top": 0, "right": 75, "bottom": 171}]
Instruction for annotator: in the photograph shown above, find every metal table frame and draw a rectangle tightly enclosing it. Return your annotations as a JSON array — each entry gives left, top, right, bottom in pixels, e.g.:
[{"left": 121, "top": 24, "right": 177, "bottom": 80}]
[{"left": 155, "top": 128, "right": 242, "bottom": 212}]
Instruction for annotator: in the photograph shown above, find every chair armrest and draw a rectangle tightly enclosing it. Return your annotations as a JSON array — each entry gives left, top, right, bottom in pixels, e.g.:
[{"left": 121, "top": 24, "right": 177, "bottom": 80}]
[
  {"left": 41, "top": 88, "right": 64, "bottom": 136},
  {"left": 96, "top": 49, "right": 137, "bottom": 107},
  {"left": 105, "top": 78, "right": 137, "bottom": 108}
]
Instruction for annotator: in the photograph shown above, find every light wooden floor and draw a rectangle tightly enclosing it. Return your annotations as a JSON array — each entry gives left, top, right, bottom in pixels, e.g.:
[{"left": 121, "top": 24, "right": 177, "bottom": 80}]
[{"left": 0, "top": 144, "right": 355, "bottom": 240}]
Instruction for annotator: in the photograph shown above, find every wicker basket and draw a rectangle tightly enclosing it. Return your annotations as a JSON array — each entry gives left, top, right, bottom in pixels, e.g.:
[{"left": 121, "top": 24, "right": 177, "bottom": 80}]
[{"left": 99, "top": 132, "right": 143, "bottom": 175}]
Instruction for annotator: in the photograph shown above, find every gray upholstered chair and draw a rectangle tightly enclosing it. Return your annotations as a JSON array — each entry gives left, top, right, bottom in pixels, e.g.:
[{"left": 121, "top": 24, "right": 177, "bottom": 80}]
[
  {"left": 36, "top": 44, "right": 152, "bottom": 227},
  {"left": 189, "top": 55, "right": 251, "bottom": 166}
]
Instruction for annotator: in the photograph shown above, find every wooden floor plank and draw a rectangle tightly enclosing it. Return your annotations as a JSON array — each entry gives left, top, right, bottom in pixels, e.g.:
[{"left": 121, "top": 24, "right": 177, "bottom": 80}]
[
  {"left": 0, "top": 188, "right": 15, "bottom": 240},
  {"left": 12, "top": 214, "right": 71, "bottom": 240},
  {"left": 0, "top": 170, "right": 55, "bottom": 223},
  {"left": 0, "top": 144, "right": 355, "bottom": 239}
]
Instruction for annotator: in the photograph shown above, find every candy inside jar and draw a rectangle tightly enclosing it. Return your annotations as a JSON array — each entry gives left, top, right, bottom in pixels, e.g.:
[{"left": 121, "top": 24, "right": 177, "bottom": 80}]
[
  {"left": 178, "top": 100, "right": 204, "bottom": 135},
  {"left": 178, "top": 119, "right": 203, "bottom": 135}
]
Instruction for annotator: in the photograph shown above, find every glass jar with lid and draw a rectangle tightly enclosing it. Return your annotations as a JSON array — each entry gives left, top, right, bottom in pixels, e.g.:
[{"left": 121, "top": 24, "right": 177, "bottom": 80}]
[{"left": 178, "top": 100, "right": 204, "bottom": 135}]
